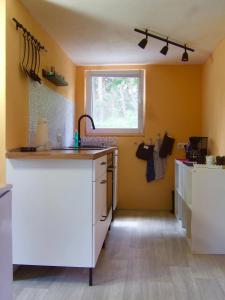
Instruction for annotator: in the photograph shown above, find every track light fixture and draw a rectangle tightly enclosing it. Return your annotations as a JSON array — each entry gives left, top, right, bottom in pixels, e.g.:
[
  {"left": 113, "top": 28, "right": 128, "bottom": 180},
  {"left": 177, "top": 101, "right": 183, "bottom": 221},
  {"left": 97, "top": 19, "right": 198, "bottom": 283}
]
[
  {"left": 134, "top": 28, "right": 194, "bottom": 62},
  {"left": 182, "top": 45, "right": 189, "bottom": 62},
  {"left": 160, "top": 38, "right": 169, "bottom": 56},
  {"left": 138, "top": 29, "right": 148, "bottom": 49}
]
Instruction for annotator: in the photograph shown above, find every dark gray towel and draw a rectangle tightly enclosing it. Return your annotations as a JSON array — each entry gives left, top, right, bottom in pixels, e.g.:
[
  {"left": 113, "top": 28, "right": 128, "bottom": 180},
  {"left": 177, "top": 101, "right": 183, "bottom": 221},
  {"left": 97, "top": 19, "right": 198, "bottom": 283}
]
[{"left": 159, "top": 133, "right": 175, "bottom": 158}]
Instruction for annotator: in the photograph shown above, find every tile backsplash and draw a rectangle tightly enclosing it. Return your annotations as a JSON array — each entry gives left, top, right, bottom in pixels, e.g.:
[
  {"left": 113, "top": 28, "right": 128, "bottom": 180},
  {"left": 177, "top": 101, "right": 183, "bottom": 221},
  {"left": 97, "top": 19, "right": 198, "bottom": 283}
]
[
  {"left": 81, "top": 136, "right": 118, "bottom": 147},
  {"left": 29, "top": 81, "right": 74, "bottom": 148}
]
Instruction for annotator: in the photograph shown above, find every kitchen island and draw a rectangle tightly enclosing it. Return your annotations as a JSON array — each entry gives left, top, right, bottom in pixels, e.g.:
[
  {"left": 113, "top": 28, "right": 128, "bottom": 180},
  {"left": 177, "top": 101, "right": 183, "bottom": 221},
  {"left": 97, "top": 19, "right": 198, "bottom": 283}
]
[{"left": 6, "top": 147, "right": 117, "bottom": 286}]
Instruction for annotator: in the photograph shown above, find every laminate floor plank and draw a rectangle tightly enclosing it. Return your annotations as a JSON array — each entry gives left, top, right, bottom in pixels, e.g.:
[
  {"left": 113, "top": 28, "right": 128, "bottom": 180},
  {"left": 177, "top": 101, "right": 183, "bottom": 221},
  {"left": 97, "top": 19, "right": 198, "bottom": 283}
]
[
  {"left": 170, "top": 266, "right": 201, "bottom": 300},
  {"left": 13, "top": 210, "right": 225, "bottom": 300},
  {"left": 15, "top": 288, "right": 48, "bottom": 300},
  {"left": 196, "top": 278, "right": 225, "bottom": 300},
  {"left": 146, "top": 282, "right": 176, "bottom": 300}
]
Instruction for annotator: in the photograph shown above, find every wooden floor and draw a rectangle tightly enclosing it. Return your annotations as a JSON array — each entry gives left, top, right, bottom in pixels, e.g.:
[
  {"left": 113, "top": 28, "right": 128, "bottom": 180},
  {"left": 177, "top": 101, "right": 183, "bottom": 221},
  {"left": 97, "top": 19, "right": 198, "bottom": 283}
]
[{"left": 13, "top": 210, "right": 225, "bottom": 300}]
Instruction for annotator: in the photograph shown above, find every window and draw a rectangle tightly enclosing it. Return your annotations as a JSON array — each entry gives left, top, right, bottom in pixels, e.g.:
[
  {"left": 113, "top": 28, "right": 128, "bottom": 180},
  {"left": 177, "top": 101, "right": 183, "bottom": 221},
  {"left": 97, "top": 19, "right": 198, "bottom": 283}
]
[{"left": 86, "top": 70, "right": 145, "bottom": 135}]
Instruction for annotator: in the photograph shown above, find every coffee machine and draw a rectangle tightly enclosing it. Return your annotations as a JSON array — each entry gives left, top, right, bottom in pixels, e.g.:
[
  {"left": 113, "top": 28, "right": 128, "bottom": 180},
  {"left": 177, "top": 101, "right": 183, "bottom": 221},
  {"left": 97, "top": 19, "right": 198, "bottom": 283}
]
[{"left": 185, "top": 137, "right": 208, "bottom": 163}]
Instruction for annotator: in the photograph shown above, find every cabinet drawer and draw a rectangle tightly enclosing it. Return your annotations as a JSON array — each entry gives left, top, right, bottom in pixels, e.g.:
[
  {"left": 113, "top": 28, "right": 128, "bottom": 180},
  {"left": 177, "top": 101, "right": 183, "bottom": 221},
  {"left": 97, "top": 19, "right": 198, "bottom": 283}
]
[
  {"left": 93, "top": 219, "right": 107, "bottom": 266},
  {"left": 93, "top": 173, "right": 107, "bottom": 225},
  {"left": 92, "top": 209, "right": 112, "bottom": 266},
  {"left": 93, "top": 156, "right": 107, "bottom": 180}
]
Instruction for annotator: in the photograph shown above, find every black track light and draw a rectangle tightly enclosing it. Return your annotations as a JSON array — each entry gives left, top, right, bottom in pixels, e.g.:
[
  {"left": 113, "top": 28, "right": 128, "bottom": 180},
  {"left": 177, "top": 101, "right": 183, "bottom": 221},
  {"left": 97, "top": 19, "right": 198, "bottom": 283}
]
[
  {"left": 138, "top": 30, "right": 148, "bottom": 49},
  {"left": 160, "top": 39, "right": 169, "bottom": 56},
  {"left": 134, "top": 28, "right": 195, "bottom": 62},
  {"left": 182, "top": 45, "right": 189, "bottom": 62}
]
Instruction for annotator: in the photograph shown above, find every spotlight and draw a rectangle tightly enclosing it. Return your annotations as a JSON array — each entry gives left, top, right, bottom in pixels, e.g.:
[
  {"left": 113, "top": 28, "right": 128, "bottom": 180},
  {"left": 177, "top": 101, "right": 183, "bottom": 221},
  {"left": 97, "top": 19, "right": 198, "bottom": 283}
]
[
  {"left": 138, "top": 30, "right": 148, "bottom": 49},
  {"left": 182, "top": 45, "right": 189, "bottom": 62},
  {"left": 160, "top": 39, "right": 169, "bottom": 56},
  {"left": 134, "top": 28, "right": 194, "bottom": 62}
]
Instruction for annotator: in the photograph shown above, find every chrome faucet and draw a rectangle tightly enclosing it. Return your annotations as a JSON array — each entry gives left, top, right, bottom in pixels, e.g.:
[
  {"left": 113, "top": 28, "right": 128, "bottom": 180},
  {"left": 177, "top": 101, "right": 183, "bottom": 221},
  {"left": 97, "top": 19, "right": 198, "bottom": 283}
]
[{"left": 78, "top": 114, "right": 95, "bottom": 147}]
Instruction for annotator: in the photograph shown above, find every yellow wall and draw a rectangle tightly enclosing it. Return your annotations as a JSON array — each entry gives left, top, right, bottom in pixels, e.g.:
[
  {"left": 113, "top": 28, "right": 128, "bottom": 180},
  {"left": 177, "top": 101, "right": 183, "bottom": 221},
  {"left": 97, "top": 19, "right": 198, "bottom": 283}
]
[
  {"left": 6, "top": 0, "right": 75, "bottom": 149},
  {"left": 0, "top": 0, "right": 6, "bottom": 184},
  {"left": 76, "top": 65, "right": 202, "bottom": 210},
  {"left": 202, "top": 39, "right": 225, "bottom": 155}
]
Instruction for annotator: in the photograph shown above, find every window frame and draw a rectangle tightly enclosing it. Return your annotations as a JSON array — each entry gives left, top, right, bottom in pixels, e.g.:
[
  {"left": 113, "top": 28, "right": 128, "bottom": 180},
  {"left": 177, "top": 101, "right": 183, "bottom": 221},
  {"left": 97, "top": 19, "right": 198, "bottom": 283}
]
[{"left": 85, "top": 69, "right": 145, "bottom": 136}]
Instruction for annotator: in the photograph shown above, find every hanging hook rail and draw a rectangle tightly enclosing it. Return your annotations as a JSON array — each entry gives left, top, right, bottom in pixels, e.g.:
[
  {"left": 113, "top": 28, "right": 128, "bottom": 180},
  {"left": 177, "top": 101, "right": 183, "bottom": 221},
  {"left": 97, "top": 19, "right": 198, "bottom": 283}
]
[{"left": 12, "top": 18, "right": 47, "bottom": 52}]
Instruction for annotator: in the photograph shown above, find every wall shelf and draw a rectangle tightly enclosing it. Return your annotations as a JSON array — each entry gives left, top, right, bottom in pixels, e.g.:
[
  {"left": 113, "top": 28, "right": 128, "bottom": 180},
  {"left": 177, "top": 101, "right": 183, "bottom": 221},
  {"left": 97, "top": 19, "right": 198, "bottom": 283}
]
[{"left": 42, "top": 69, "right": 68, "bottom": 86}]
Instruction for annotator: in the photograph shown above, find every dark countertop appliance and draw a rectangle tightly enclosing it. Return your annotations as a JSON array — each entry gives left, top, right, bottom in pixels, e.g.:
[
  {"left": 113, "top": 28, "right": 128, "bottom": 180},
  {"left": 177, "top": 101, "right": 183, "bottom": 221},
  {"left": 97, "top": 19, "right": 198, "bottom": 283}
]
[{"left": 185, "top": 136, "right": 208, "bottom": 162}]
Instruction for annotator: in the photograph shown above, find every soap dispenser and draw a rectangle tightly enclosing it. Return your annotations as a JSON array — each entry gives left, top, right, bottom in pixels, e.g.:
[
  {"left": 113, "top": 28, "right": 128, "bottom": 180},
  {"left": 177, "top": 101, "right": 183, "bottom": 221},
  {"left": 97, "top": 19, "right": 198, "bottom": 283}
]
[{"left": 74, "top": 129, "right": 79, "bottom": 148}]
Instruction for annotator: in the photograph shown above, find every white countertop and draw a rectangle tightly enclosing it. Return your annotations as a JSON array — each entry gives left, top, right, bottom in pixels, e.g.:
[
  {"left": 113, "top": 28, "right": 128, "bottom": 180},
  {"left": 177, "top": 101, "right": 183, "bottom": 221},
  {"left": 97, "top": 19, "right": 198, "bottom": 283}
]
[{"left": 0, "top": 184, "right": 12, "bottom": 196}]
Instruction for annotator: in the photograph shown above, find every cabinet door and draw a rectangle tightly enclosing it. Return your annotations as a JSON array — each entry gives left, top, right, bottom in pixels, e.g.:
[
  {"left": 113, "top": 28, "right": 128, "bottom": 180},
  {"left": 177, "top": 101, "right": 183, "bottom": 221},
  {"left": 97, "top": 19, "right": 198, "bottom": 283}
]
[
  {"left": 93, "top": 173, "right": 107, "bottom": 225},
  {"left": 93, "top": 208, "right": 112, "bottom": 266},
  {"left": 183, "top": 166, "right": 192, "bottom": 207},
  {"left": 113, "top": 152, "right": 118, "bottom": 210},
  {"left": 0, "top": 191, "right": 12, "bottom": 300}
]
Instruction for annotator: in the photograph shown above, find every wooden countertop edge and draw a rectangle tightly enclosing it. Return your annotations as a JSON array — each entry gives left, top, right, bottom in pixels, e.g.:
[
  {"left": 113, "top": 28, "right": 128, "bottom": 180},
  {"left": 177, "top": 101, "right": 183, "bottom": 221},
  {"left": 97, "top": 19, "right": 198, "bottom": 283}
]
[
  {"left": 6, "top": 147, "right": 117, "bottom": 160},
  {"left": 0, "top": 184, "right": 13, "bottom": 194}
]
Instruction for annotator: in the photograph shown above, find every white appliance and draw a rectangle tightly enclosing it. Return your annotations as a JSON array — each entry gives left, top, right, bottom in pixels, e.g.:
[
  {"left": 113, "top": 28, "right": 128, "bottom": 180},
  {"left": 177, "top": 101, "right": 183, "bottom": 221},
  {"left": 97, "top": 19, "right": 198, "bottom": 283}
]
[{"left": 0, "top": 184, "right": 12, "bottom": 300}]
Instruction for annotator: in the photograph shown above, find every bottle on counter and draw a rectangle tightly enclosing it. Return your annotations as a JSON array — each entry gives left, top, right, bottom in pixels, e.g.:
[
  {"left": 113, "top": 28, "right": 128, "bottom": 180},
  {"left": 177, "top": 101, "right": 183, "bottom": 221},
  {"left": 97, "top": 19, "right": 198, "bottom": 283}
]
[{"left": 74, "top": 130, "right": 79, "bottom": 148}]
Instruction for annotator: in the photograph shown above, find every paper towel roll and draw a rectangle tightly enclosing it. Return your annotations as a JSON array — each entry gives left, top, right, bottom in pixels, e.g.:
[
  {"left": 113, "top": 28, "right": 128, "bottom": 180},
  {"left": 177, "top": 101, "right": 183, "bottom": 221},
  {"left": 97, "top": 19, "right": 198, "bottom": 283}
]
[{"left": 35, "top": 118, "right": 49, "bottom": 149}]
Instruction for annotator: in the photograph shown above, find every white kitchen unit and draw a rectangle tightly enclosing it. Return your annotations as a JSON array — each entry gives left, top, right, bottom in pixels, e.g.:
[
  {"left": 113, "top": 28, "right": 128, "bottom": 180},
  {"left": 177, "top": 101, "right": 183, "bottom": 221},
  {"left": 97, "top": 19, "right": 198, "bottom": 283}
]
[
  {"left": 175, "top": 160, "right": 225, "bottom": 254},
  {"left": 0, "top": 184, "right": 12, "bottom": 300},
  {"left": 7, "top": 153, "right": 114, "bottom": 285},
  {"left": 113, "top": 149, "right": 118, "bottom": 211}
]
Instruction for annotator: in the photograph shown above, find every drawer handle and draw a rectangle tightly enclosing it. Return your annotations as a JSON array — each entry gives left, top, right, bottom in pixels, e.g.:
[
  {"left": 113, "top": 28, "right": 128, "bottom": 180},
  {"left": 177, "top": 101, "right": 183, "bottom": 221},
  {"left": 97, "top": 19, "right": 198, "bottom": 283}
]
[
  {"left": 100, "top": 180, "right": 107, "bottom": 184},
  {"left": 100, "top": 162, "right": 106, "bottom": 165},
  {"left": 101, "top": 216, "right": 107, "bottom": 221}
]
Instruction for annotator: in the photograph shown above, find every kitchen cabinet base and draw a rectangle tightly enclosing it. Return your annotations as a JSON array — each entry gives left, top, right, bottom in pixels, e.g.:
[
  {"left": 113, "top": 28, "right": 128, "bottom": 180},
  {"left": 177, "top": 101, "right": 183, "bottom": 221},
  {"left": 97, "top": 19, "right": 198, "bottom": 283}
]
[
  {"left": 0, "top": 187, "right": 12, "bottom": 300},
  {"left": 175, "top": 159, "right": 225, "bottom": 254},
  {"left": 7, "top": 157, "right": 115, "bottom": 285},
  {"left": 89, "top": 268, "right": 93, "bottom": 286}
]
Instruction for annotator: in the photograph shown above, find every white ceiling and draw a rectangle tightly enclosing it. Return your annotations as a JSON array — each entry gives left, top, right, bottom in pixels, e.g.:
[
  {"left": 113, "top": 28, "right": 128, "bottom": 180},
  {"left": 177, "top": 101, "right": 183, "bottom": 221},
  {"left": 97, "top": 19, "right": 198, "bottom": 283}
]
[{"left": 20, "top": 0, "right": 225, "bottom": 65}]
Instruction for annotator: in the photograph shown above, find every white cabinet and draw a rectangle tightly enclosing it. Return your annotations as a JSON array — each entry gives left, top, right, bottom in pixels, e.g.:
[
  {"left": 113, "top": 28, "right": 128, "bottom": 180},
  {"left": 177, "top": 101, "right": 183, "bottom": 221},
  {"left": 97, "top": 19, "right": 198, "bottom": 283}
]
[
  {"left": 175, "top": 160, "right": 225, "bottom": 254},
  {"left": 6, "top": 153, "right": 115, "bottom": 285},
  {"left": 0, "top": 185, "right": 12, "bottom": 300},
  {"left": 93, "top": 174, "right": 107, "bottom": 225},
  {"left": 113, "top": 150, "right": 118, "bottom": 210}
]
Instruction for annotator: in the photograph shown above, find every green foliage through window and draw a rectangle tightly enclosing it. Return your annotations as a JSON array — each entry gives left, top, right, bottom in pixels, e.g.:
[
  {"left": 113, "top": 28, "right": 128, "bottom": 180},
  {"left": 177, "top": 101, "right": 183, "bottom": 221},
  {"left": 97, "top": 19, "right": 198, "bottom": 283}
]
[{"left": 91, "top": 76, "right": 139, "bottom": 129}]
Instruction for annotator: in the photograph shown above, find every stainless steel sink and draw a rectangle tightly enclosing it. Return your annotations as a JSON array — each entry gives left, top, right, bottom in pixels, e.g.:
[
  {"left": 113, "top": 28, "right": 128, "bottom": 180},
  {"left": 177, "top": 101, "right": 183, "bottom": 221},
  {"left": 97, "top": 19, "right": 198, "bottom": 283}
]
[
  {"left": 52, "top": 146, "right": 107, "bottom": 151},
  {"left": 76, "top": 147, "right": 106, "bottom": 150}
]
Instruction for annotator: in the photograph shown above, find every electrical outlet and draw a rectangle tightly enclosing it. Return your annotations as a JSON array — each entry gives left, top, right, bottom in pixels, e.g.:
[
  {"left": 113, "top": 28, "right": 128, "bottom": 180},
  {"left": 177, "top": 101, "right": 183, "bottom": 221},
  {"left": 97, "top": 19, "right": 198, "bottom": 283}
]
[{"left": 177, "top": 142, "right": 186, "bottom": 150}]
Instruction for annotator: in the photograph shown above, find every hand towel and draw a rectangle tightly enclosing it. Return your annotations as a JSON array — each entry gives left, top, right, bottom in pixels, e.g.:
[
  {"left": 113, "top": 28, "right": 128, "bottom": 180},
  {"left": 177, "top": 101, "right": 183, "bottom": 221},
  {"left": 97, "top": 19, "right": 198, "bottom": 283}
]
[
  {"left": 154, "top": 136, "right": 166, "bottom": 180},
  {"left": 159, "top": 133, "right": 175, "bottom": 158}
]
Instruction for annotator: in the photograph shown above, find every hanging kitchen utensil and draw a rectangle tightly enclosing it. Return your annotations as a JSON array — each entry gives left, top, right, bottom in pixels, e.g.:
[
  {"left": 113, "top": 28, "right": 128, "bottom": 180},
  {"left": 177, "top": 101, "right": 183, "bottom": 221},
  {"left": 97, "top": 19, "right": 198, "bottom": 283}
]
[
  {"left": 29, "top": 37, "right": 37, "bottom": 81},
  {"left": 29, "top": 39, "right": 41, "bottom": 83},
  {"left": 36, "top": 42, "right": 41, "bottom": 77},
  {"left": 21, "top": 30, "right": 27, "bottom": 76},
  {"left": 25, "top": 33, "right": 31, "bottom": 77},
  {"left": 13, "top": 18, "right": 47, "bottom": 82},
  {"left": 33, "top": 41, "right": 41, "bottom": 83}
]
